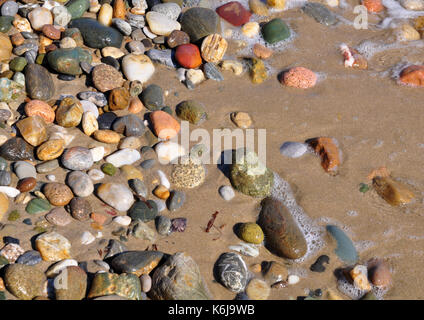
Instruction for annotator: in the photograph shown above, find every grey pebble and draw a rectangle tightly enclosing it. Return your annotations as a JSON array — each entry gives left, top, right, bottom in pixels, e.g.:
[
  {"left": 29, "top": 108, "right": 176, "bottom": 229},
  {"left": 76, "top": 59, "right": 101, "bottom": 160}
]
[
  {"left": 140, "top": 159, "right": 155, "bottom": 169},
  {"left": 112, "top": 18, "right": 132, "bottom": 36},
  {"left": 146, "top": 49, "right": 177, "bottom": 69},
  {"left": 0, "top": 170, "right": 11, "bottom": 186},
  {"left": 129, "top": 178, "right": 147, "bottom": 198},
  {"left": 78, "top": 91, "right": 107, "bottom": 107},
  {"left": 155, "top": 215, "right": 171, "bottom": 235},
  {"left": 167, "top": 190, "right": 185, "bottom": 212},
  {"left": 279, "top": 141, "right": 308, "bottom": 158},
  {"left": 204, "top": 62, "right": 224, "bottom": 81},
  {"left": 1, "top": 1, "right": 19, "bottom": 17}
]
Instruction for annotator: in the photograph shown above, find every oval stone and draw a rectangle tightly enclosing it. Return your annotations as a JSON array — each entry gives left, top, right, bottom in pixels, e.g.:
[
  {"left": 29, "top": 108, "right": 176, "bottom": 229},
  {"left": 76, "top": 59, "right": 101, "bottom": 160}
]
[
  {"left": 61, "top": 146, "right": 94, "bottom": 171},
  {"left": 213, "top": 252, "right": 248, "bottom": 293},
  {"left": 68, "top": 18, "right": 123, "bottom": 48},
  {"left": 25, "top": 64, "right": 55, "bottom": 101},
  {"left": 43, "top": 182, "right": 74, "bottom": 206}
]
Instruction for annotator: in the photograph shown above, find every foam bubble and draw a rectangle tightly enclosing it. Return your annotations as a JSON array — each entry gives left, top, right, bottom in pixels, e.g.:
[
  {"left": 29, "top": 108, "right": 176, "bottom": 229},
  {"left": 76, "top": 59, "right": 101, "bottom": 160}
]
[
  {"left": 269, "top": 173, "right": 326, "bottom": 263},
  {"left": 354, "top": 240, "right": 376, "bottom": 252},
  {"left": 337, "top": 273, "right": 389, "bottom": 300}
]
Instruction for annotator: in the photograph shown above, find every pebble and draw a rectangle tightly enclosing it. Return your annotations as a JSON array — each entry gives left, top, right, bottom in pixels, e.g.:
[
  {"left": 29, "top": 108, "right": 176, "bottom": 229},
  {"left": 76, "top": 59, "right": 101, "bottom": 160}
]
[
  {"left": 282, "top": 67, "right": 317, "bottom": 89},
  {"left": 231, "top": 111, "right": 252, "bottom": 129},
  {"left": 176, "top": 100, "right": 207, "bottom": 125},
  {"left": 349, "top": 264, "right": 371, "bottom": 291},
  {"left": 228, "top": 243, "right": 259, "bottom": 257},
  {"left": 239, "top": 222, "right": 264, "bottom": 244},
  {"left": 98, "top": 3, "right": 113, "bottom": 26},
  {"left": 280, "top": 141, "right": 308, "bottom": 158},
  {"left": 287, "top": 274, "right": 300, "bottom": 285},
  {"left": 111, "top": 250, "right": 164, "bottom": 276},
  {"left": 97, "top": 183, "right": 134, "bottom": 211},
  {"left": 54, "top": 266, "right": 87, "bottom": 300},
  {"left": 80, "top": 231, "right": 96, "bottom": 245},
  {"left": 127, "top": 13, "right": 145, "bottom": 28},
  {"left": 16, "top": 250, "right": 42, "bottom": 266},
  {"left": 52, "top": 6, "right": 72, "bottom": 27},
  {"left": 146, "top": 11, "right": 181, "bottom": 36},
  {"left": 131, "top": 220, "right": 156, "bottom": 241},
  {"left": 171, "top": 157, "right": 206, "bottom": 189},
  {"left": 140, "top": 274, "right": 152, "bottom": 293},
  {"left": 362, "top": 0, "right": 384, "bottom": 12},
  {"left": 128, "top": 200, "right": 158, "bottom": 222},
  {"left": 302, "top": 2, "right": 337, "bottom": 26},
  {"left": 105, "top": 149, "right": 141, "bottom": 168},
  {"left": 122, "top": 54, "right": 155, "bottom": 83},
  {"left": 67, "top": 171, "right": 94, "bottom": 197},
  {"left": 249, "top": 0, "right": 269, "bottom": 16},
  {"left": 0, "top": 138, "right": 34, "bottom": 162},
  {"left": 113, "top": 114, "right": 146, "bottom": 136},
  {"left": 152, "top": 3, "right": 181, "bottom": 20},
  {"left": 66, "top": 0, "right": 90, "bottom": 19},
  {"left": 216, "top": 1, "right": 251, "bottom": 26},
  {"left": 36, "top": 160, "right": 59, "bottom": 173},
  {"left": 180, "top": 7, "right": 219, "bottom": 42},
  {"left": 219, "top": 185, "right": 235, "bottom": 201},
  {"left": 25, "top": 198, "right": 51, "bottom": 214},
  {"left": 166, "top": 190, "right": 184, "bottom": 211},
  {"left": 101, "top": 163, "right": 117, "bottom": 176},
  {"left": 310, "top": 255, "right": 330, "bottom": 272},
  {"left": 258, "top": 197, "right": 307, "bottom": 259},
  {"left": 14, "top": 161, "right": 37, "bottom": 179},
  {"left": 373, "top": 176, "right": 415, "bottom": 206},
  {"left": 28, "top": 7, "right": 53, "bottom": 31},
  {"left": 113, "top": 215, "right": 132, "bottom": 226},
  {"left": 87, "top": 272, "right": 142, "bottom": 300},
  {"left": 203, "top": 62, "right": 224, "bottom": 81},
  {"left": 78, "top": 92, "right": 107, "bottom": 107},
  {"left": 261, "top": 18, "right": 291, "bottom": 44},
  {"left": 87, "top": 168, "right": 104, "bottom": 181},
  {"left": 112, "top": 18, "right": 132, "bottom": 36},
  {"left": 150, "top": 252, "right": 211, "bottom": 300},
  {"left": 326, "top": 225, "right": 358, "bottom": 264},
  {"left": 140, "top": 159, "right": 155, "bottom": 169},
  {"left": 129, "top": 178, "right": 148, "bottom": 197},
  {"left": 45, "top": 207, "right": 72, "bottom": 226},
  {"left": 214, "top": 252, "right": 248, "bottom": 293},
  {"left": 166, "top": 30, "right": 190, "bottom": 48},
  {"left": 120, "top": 165, "right": 144, "bottom": 180},
  {"left": 35, "top": 231, "right": 72, "bottom": 261},
  {"left": 69, "top": 197, "right": 92, "bottom": 221},
  {"left": 1, "top": 1, "right": 19, "bottom": 17},
  {"left": 43, "top": 182, "right": 74, "bottom": 206},
  {"left": 221, "top": 60, "right": 244, "bottom": 75},
  {"left": 367, "top": 258, "right": 392, "bottom": 287},
  {"left": 4, "top": 264, "right": 46, "bottom": 300},
  {"left": 16, "top": 116, "right": 48, "bottom": 147},
  {"left": 128, "top": 41, "right": 146, "bottom": 54},
  {"left": 0, "top": 171, "right": 11, "bottom": 186},
  {"left": 119, "top": 136, "right": 142, "bottom": 150},
  {"left": 246, "top": 278, "right": 270, "bottom": 300},
  {"left": 92, "top": 63, "right": 124, "bottom": 92},
  {"left": 399, "top": 64, "right": 424, "bottom": 87},
  {"left": 146, "top": 48, "right": 178, "bottom": 68},
  {"left": 155, "top": 215, "right": 172, "bottom": 235},
  {"left": 263, "top": 261, "right": 288, "bottom": 285},
  {"left": 25, "top": 100, "right": 55, "bottom": 123},
  {"left": 61, "top": 146, "right": 94, "bottom": 171},
  {"left": 306, "top": 137, "right": 341, "bottom": 173},
  {"left": 0, "top": 243, "right": 24, "bottom": 262},
  {"left": 175, "top": 43, "right": 202, "bottom": 69}
]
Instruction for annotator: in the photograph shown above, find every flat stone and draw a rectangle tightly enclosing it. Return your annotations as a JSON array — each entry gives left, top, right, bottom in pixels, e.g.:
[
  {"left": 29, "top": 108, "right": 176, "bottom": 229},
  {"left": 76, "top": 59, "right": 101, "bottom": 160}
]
[
  {"left": 25, "top": 198, "right": 51, "bottom": 214},
  {"left": 128, "top": 200, "right": 158, "bottom": 222},
  {"left": 45, "top": 207, "right": 72, "bottom": 226},
  {"left": 0, "top": 138, "right": 33, "bottom": 161},
  {"left": 180, "top": 7, "right": 219, "bottom": 42},
  {"left": 16, "top": 250, "right": 42, "bottom": 266},
  {"left": 69, "top": 18, "right": 123, "bottom": 48},
  {"left": 302, "top": 2, "right": 337, "bottom": 26},
  {"left": 66, "top": 171, "right": 93, "bottom": 197},
  {"left": 35, "top": 231, "right": 72, "bottom": 262},
  {"left": 61, "top": 146, "right": 93, "bottom": 171},
  {"left": 54, "top": 266, "right": 87, "bottom": 300},
  {"left": 280, "top": 142, "right": 308, "bottom": 158},
  {"left": 70, "top": 197, "right": 92, "bottom": 221},
  {"left": 326, "top": 225, "right": 358, "bottom": 264},
  {"left": 92, "top": 64, "right": 125, "bottom": 92},
  {"left": 14, "top": 161, "right": 37, "bottom": 179},
  {"left": 87, "top": 272, "right": 143, "bottom": 300},
  {"left": 110, "top": 251, "right": 164, "bottom": 276},
  {"left": 261, "top": 18, "right": 291, "bottom": 44},
  {"left": 96, "top": 183, "right": 135, "bottom": 211},
  {"left": 214, "top": 252, "right": 248, "bottom": 293},
  {"left": 4, "top": 264, "right": 46, "bottom": 300}
]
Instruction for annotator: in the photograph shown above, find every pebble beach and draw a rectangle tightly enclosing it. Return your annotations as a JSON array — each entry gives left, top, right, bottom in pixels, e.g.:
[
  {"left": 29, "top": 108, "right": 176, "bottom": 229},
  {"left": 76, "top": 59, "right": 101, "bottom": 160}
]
[{"left": 0, "top": 0, "right": 423, "bottom": 301}]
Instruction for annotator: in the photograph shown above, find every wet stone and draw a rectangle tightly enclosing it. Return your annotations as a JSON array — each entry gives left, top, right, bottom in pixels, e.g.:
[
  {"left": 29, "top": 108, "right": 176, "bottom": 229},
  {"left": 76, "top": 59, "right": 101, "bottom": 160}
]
[
  {"left": 16, "top": 250, "right": 42, "bottom": 266},
  {"left": 4, "top": 264, "right": 46, "bottom": 300},
  {"left": 69, "top": 197, "right": 92, "bottom": 221},
  {"left": 302, "top": 2, "right": 337, "bottom": 26},
  {"left": 140, "top": 84, "right": 164, "bottom": 111},
  {"left": 131, "top": 220, "right": 156, "bottom": 241},
  {"left": 167, "top": 190, "right": 185, "bottom": 211},
  {"left": 203, "top": 62, "right": 224, "bottom": 81},
  {"left": 180, "top": 7, "right": 219, "bottom": 42},
  {"left": 61, "top": 146, "right": 94, "bottom": 171},
  {"left": 129, "top": 178, "right": 148, "bottom": 198},
  {"left": 0, "top": 171, "right": 11, "bottom": 186},
  {"left": 214, "top": 252, "right": 248, "bottom": 293},
  {"left": 155, "top": 215, "right": 171, "bottom": 235},
  {"left": 128, "top": 200, "right": 158, "bottom": 222},
  {"left": 87, "top": 272, "right": 143, "bottom": 300},
  {"left": 310, "top": 255, "right": 330, "bottom": 272},
  {"left": 326, "top": 225, "right": 358, "bottom": 264},
  {"left": 78, "top": 91, "right": 107, "bottom": 107},
  {"left": 176, "top": 100, "right": 207, "bottom": 125},
  {"left": 110, "top": 250, "right": 164, "bottom": 276}
]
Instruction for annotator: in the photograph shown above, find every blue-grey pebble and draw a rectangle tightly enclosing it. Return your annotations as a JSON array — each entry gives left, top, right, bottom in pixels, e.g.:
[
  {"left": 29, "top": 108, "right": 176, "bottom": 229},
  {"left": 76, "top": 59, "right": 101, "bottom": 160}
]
[
  {"left": 167, "top": 190, "right": 185, "bottom": 211},
  {"left": 146, "top": 49, "right": 177, "bottom": 69},
  {"left": 112, "top": 18, "right": 132, "bottom": 36},
  {"left": 203, "top": 62, "right": 224, "bottom": 81},
  {"left": 78, "top": 91, "right": 107, "bottom": 107},
  {"left": 151, "top": 3, "right": 181, "bottom": 20},
  {"left": 140, "top": 159, "right": 155, "bottom": 169},
  {"left": 16, "top": 250, "right": 42, "bottom": 266},
  {"left": 155, "top": 215, "right": 171, "bottom": 235},
  {"left": 326, "top": 225, "right": 358, "bottom": 264},
  {"left": 279, "top": 142, "right": 308, "bottom": 158},
  {"left": 0, "top": 170, "right": 11, "bottom": 186},
  {"left": 1, "top": 1, "right": 19, "bottom": 17}
]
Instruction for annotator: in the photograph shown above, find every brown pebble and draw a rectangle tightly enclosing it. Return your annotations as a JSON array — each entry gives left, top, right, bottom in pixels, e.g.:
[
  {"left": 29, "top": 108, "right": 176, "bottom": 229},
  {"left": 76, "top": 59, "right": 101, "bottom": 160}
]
[
  {"left": 367, "top": 258, "right": 392, "bottom": 287},
  {"left": 11, "top": 33, "right": 25, "bottom": 46},
  {"left": 42, "top": 25, "right": 61, "bottom": 40},
  {"left": 16, "top": 177, "right": 37, "bottom": 192},
  {"left": 128, "top": 97, "right": 144, "bottom": 114},
  {"left": 153, "top": 185, "right": 170, "bottom": 200},
  {"left": 108, "top": 87, "right": 130, "bottom": 111},
  {"left": 253, "top": 43, "right": 273, "bottom": 59}
]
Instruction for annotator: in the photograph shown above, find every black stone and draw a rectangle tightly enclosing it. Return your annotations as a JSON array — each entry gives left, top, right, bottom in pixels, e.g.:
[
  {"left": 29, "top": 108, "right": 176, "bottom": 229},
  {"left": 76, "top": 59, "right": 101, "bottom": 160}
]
[
  {"left": 101, "top": 56, "right": 120, "bottom": 70},
  {"left": 3, "top": 236, "right": 19, "bottom": 245},
  {"left": 0, "top": 137, "right": 34, "bottom": 161},
  {"left": 213, "top": 252, "right": 248, "bottom": 293},
  {"left": 128, "top": 200, "right": 158, "bottom": 222},
  {"left": 112, "top": 114, "right": 146, "bottom": 137},
  {"left": 110, "top": 250, "right": 164, "bottom": 274},
  {"left": 310, "top": 255, "right": 330, "bottom": 273},
  {"left": 25, "top": 63, "right": 55, "bottom": 101},
  {"left": 58, "top": 74, "right": 76, "bottom": 81},
  {"left": 97, "top": 112, "right": 118, "bottom": 130}
]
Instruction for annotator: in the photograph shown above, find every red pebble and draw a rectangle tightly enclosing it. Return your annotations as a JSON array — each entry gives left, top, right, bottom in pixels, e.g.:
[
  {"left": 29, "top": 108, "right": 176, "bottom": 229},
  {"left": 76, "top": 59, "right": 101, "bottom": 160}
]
[
  {"left": 175, "top": 44, "right": 202, "bottom": 69},
  {"left": 398, "top": 65, "right": 424, "bottom": 87},
  {"left": 42, "top": 24, "right": 61, "bottom": 40},
  {"left": 216, "top": 1, "right": 252, "bottom": 26},
  {"left": 282, "top": 67, "right": 317, "bottom": 89}
]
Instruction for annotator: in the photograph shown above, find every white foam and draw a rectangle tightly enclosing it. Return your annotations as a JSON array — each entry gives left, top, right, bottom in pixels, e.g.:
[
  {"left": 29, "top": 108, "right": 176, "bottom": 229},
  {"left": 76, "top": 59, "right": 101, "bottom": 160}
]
[
  {"left": 337, "top": 273, "right": 389, "bottom": 300},
  {"left": 354, "top": 240, "right": 376, "bottom": 252},
  {"left": 268, "top": 173, "right": 326, "bottom": 263}
]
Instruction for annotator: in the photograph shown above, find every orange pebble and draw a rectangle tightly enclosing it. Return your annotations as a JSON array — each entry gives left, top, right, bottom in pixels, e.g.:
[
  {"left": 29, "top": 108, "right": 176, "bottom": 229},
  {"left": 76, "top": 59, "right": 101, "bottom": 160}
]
[
  {"left": 398, "top": 65, "right": 424, "bottom": 87},
  {"left": 91, "top": 212, "right": 108, "bottom": 226},
  {"left": 362, "top": 0, "right": 384, "bottom": 13},
  {"left": 128, "top": 97, "right": 144, "bottom": 114},
  {"left": 282, "top": 67, "right": 317, "bottom": 89},
  {"left": 306, "top": 137, "right": 341, "bottom": 173},
  {"left": 113, "top": 0, "right": 126, "bottom": 19},
  {"left": 25, "top": 100, "right": 56, "bottom": 124},
  {"left": 150, "top": 110, "right": 181, "bottom": 140},
  {"left": 367, "top": 166, "right": 390, "bottom": 181}
]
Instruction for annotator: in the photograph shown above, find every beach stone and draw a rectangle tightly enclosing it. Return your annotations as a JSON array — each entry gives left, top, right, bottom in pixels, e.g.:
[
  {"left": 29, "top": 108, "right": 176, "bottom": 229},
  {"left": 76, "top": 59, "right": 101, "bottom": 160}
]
[
  {"left": 47, "top": 47, "right": 92, "bottom": 75},
  {"left": 263, "top": 261, "right": 288, "bottom": 285},
  {"left": 250, "top": 58, "right": 267, "bottom": 84},
  {"left": 66, "top": 0, "right": 90, "bottom": 18},
  {"left": 78, "top": 92, "right": 107, "bottom": 107},
  {"left": 55, "top": 97, "right": 84, "bottom": 128},
  {"left": 87, "top": 168, "right": 104, "bottom": 180},
  {"left": 367, "top": 258, "right": 392, "bottom": 287},
  {"left": 0, "top": 171, "right": 10, "bottom": 186},
  {"left": 110, "top": 251, "right": 164, "bottom": 276},
  {"left": 0, "top": 16, "right": 13, "bottom": 33},
  {"left": 52, "top": 6, "right": 72, "bottom": 27},
  {"left": 166, "top": 30, "right": 190, "bottom": 48},
  {"left": 54, "top": 266, "right": 87, "bottom": 300},
  {"left": 146, "top": 11, "right": 181, "bottom": 36},
  {"left": 61, "top": 146, "right": 93, "bottom": 171},
  {"left": 261, "top": 18, "right": 290, "bottom": 44},
  {"left": 98, "top": 3, "right": 113, "bottom": 26},
  {"left": 140, "top": 274, "right": 152, "bottom": 293},
  {"left": 101, "top": 163, "right": 117, "bottom": 176},
  {"left": 180, "top": 7, "right": 219, "bottom": 42},
  {"left": 16, "top": 250, "right": 42, "bottom": 266},
  {"left": 105, "top": 149, "right": 141, "bottom": 168},
  {"left": 36, "top": 160, "right": 59, "bottom": 173},
  {"left": 14, "top": 161, "right": 36, "bottom": 179},
  {"left": 167, "top": 190, "right": 185, "bottom": 212},
  {"left": 42, "top": 24, "right": 61, "bottom": 40},
  {"left": 175, "top": 44, "right": 202, "bottom": 69},
  {"left": 258, "top": 197, "right": 307, "bottom": 259},
  {"left": 127, "top": 41, "right": 145, "bottom": 54},
  {"left": 200, "top": 34, "right": 227, "bottom": 64},
  {"left": 310, "top": 255, "right": 330, "bottom": 272},
  {"left": 253, "top": 43, "right": 273, "bottom": 59},
  {"left": 145, "top": 48, "right": 177, "bottom": 69},
  {"left": 4, "top": 264, "right": 46, "bottom": 300},
  {"left": 362, "top": 0, "right": 384, "bottom": 12},
  {"left": 171, "top": 157, "right": 205, "bottom": 189},
  {"left": 401, "top": 0, "right": 424, "bottom": 10},
  {"left": 25, "top": 198, "right": 51, "bottom": 214},
  {"left": 150, "top": 252, "right": 212, "bottom": 300},
  {"left": 108, "top": 88, "right": 130, "bottom": 111},
  {"left": 28, "top": 7, "right": 53, "bottom": 31},
  {"left": 82, "top": 111, "right": 98, "bottom": 136},
  {"left": 140, "top": 84, "right": 163, "bottom": 110},
  {"left": 231, "top": 111, "right": 252, "bottom": 129},
  {"left": 120, "top": 165, "right": 143, "bottom": 181},
  {"left": 93, "top": 129, "right": 121, "bottom": 144},
  {"left": 246, "top": 278, "right": 270, "bottom": 300},
  {"left": 0, "top": 78, "right": 26, "bottom": 103},
  {"left": 70, "top": 197, "right": 92, "bottom": 221},
  {"left": 283, "top": 67, "right": 317, "bottom": 89},
  {"left": 302, "top": 2, "right": 337, "bottom": 25},
  {"left": 203, "top": 62, "right": 224, "bottom": 81},
  {"left": 399, "top": 65, "right": 424, "bottom": 87},
  {"left": 16, "top": 116, "right": 47, "bottom": 147},
  {"left": 25, "top": 100, "right": 55, "bottom": 124},
  {"left": 24, "top": 64, "right": 55, "bottom": 101},
  {"left": 216, "top": 1, "right": 251, "bottom": 26},
  {"left": 326, "top": 225, "right": 358, "bottom": 264},
  {"left": 140, "top": 159, "right": 155, "bottom": 169},
  {"left": 91, "top": 63, "right": 124, "bottom": 92},
  {"left": 229, "top": 149, "right": 273, "bottom": 198},
  {"left": 88, "top": 272, "right": 143, "bottom": 300},
  {"left": 151, "top": 2, "right": 181, "bottom": 20},
  {"left": 0, "top": 109, "right": 11, "bottom": 123},
  {"left": 128, "top": 200, "right": 158, "bottom": 222},
  {"left": 1, "top": 1, "right": 18, "bottom": 16},
  {"left": 0, "top": 33, "right": 12, "bottom": 62},
  {"left": 280, "top": 141, "right": 308, "bottom": 158},
  {"left": 103, "top": 239, "right": 127, "bottom": 260},
  {"left": 9, "top": 57, "right": 27, "bottom": 73},
  {"left": 0, "top": 158, "right": 7, "bottom": 171},
  {"left": 372, "top": 176, "right": 415, "bottom": 206},
  {"left": 43, "top": 182, "right": 74, "bottom": 206},
  {"left": 218, "top": 185, "right": 235, "bottom": 201},
  {"left": 59, "top": 37, "right": 77, "bottom": 49},
  {"left": 35, "top": 232, "right": 72, "bottom": 261},
  {"left": 69, "top": 17, "right": 123, "bottom": 48},
  {"left": 176, "top": 100, "right": 207, "bottom": 125},
  {"left": 153, "top": 185, "right": 170, "bottom": 200},
  {"left": 66, "top": 171, "right": 93, "bottom": 197},
  {"left": 119, "top": 137, "right": 142, "bottom": 150},
  {"left": 221, "top": 60, "right": 243, "bottom": 75},
  {"left": 131, "top": 220, "right": 156, "bottom": 241},
  {"left": 45, "top": 207, "right": 72, "bottom": 226},
  {"left": 214, "top": 252, "right": 248, "bottom": 293},
  {"left": 0, "top": 243, "right": 24, "bottom": 262},
  {"left": 249, "top": 0, "right": 269, "bottom": 16},
  {"left": 399, "top": 24, "right": 420, "bottom": 41},
  {"left": 150, "top": 110, "right": 180, "bottom": 140},
  {"left": 97, "top": 183, "right": 134, "bottom": 211},
  {"left": 306, "top": 137, "right": 341, "bottom": 173},
  {"left": 239, "top": 222, "right": 264, "bottom": 244},
  {"left": 62, "top": 28, "right": 84, "bottom": 46},
  {"left": 122, "top": 54, "right": 155, "bottom": 83},
  {"left": 129, "top": 178, "right": 147, "bottom": 197},
  {"left": 112, "top": 18, "right": 131, "bottom": 36},
  {"left": 155, "top": 215, "right": 171, "bottom": 235}
]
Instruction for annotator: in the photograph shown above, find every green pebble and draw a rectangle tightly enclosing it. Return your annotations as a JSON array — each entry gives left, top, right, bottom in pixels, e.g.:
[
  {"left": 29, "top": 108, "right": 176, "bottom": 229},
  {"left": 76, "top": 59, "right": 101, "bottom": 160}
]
[
  {"left": 33, "top": 226, "right": 47, "bottom": 233},
  {"left": 261, "top": 18, "right": 291, "bottom": 44},
  {"left": 0, "top": 157, "right": 7, "bottom": 171},
  {"left": 102, "top": 163, "right": 117, "bottom": 176},
  {"left": 239, "top": 222, "right": 264, "bottom": 244},
  {"left": 176, "top": 100, "right": 207, "bottom": 125},
  {"left": 9, "top": 57, "right": 27, "bottom": 72},
  {"left": 36, "top": 54, "right": 46, "bottom": 65},
  {"left": 66, "top": 0, "right": 90, "bottom": 19},
  {"left": 7, "top": 210, "right": 20, "bottom": 221},
  {"left": 359, "top": 183, "right": 369, "bottom": 193},
  {"left": 25, "top": 198, "right": 51, "bottom": 214},
  {"left": 0, "top": 291, "right": 6, "bottom": 300},
  {"left": 0, "top": 16, "right": 13, "bottom": 33}
]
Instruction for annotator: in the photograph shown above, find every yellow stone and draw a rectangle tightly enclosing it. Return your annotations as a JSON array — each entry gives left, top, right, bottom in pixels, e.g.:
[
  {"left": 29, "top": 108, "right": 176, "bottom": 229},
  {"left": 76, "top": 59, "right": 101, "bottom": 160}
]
[
  {"left": 56, "top": 97, "right": 84, "bottom": 128},
  {"left": 0, "top": 192, "right": 9, "bottom": 221},
  {"left": 16, "top": 116, "right": 48, "bottom": 147},
  {"left": 37, "top": 139, "right": 65, "bottom": 161},
  {"left": 35, "top": 232, "right": 71, "bottom": 262},
  {"left": 82, "top": 111, "right": 99, "bottom": 136},
  {"left": 98, "top": 3, "right": 113, "bottom": 26},
  {"left": 231, "top": 112, "right": 252, "bottom": 129},
  {"left": 350, "top": 265, "right": 372, "bottom": 291},
  {"left": 241, "top": 22, "right": 260, "bottom": 38},
  {"left": 120, "top": 165, "right": 143, "bottom": 180},
  {"left": 414, "top": 16, "right": 424, "bottom": 29},
  {"left": 249, "top": 0, "right": 269, "bottom": 16},
  {"left": 373, "top": 176, "right": 415, "bottom": 206},
  {"left": 267, "top": 0, "right": 286, "bottom": 9},
  {"left": 0, "top": 33, "right": 13, "bottom": 62},
  {"left": 245, "top": 279, "right": 270, "bottom": 300},
  {"left": 153, "top": 185, "right": 170, "bottom": 200},
  {"left": 399, "top": 24, "right": 421, "bottom": 41},
  {"left": 13, "top": 16, "right": 32, "bottom": 33},
  {"left": 201, "top": 33, "right": 228, "bottom": 63},
  {"left": 93, "top": 130, "right": 121, "bottom": 144}
]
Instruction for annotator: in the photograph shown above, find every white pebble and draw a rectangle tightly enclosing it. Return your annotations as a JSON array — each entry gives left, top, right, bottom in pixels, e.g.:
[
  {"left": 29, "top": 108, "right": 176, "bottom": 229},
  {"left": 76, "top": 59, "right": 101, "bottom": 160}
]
[
  {"left": 157, "top": 170, "right": 170, "bottom": 189},
  {"left": 279, "top": 142, "right": 308, "bottom": 158},
  {"left": 288, "top": 275, "right": 300, "bottom": 285},
  {"left": 143, "top": 26, "right": 157, "bottom": 38},
  {"left": 176, "top": 68, "right": 186, "bottom": 82},
  {"left": 96, "top": 231, "right": 103, "bottom": 238},
  {"left": 46, "top": 174, "right": 56, "bottom": 181},
  {"left": 80, "top": 100, "right": 99, "bottom": 118},
  {"left": 90, "top": 146, "right": 105, "bottom": 162},
  {"left": 218, "top": 185, "right": 234, "bottom": 201},
  {"left": 228, "top": 243, "right": 259, "bottom": 257},
  {"left": 80, "top": 231, "right": 96, "bottom": 245},
  {"left": 0, "top": 186, "right": 20, "bottom": 198},
  {"left": 46, "top": 259, "right": 78, "bottom": 277},
  {"left": 105, "top": 148, "right": 141, "bottom": 167},
  {"left": 155, "top": 141, "right": 186, "bottom": 165},
  {"left": 113, "top": 216, "right": 132, "bottom": 226},
  {"left": 88, "top": 169, "right": 105, "bottom": 181}
]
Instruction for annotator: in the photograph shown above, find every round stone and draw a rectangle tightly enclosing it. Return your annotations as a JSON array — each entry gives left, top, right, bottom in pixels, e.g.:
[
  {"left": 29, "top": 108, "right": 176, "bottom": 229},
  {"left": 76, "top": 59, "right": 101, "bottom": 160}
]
[
  {"left": 201, "top": 33, "right": 227, "bottom": 63},
  {"left": 239, "top": 222, "right": 264, "bottom": 244},
  {"left": 279, "top": 142, "right": 308, "bottom": 158},
  {"left": 66, "top": 171, "right": 94, "bottom": 197},
  {"left": 219, "top": 185, "right": 235, "bottom": 201},
  {"left": 155, "top": 215, "right": 171, "bottom": 235},
  {"left": 128, "top": 200, "right": 158, "bottom": 222},
  {"left": 171, "top": 158, "right": 206, "bottom": 189},
  {"left": 121, "top": 54, "right": 155, "bottom": 83},
  {"left": 14, "top": 161, "right": 36, "bottom": 179},
  {"left": 92, "top": 63, "right": 124, "bottom": 92},
  {"left": 17, "top": 177, "right": 37, "bottom": 192},
  {"left": 214, "top": 252, "right": 248, "bottom": 293},
  {"left": 43, "top": 182, "right": 74, "bottom": 206},
  {"left": 35, "top": 231, "right": 72, "bottom": 261},
  {"left": 96, "top": 183, "right": 135, "bottom": 211},
  {"left": 175, "top": 44, "right": 202, "bottom": 69},
  {"left": 176, "top": 100, "right": 207, "bottom": 125},
  {"left": 45, "top": 207, "right": 72, "bottom": 226},
  {"left": 0, "top": 170, "right": 11, "bottom": 186},
  {"left": 25, "top": 198, "right": 51, "bottom": 214},
  {"left": 69, "top": 197, "right": 92, "bottom": 221},
  {"left": 61, "top": 146, "right": 94, "bottom": 171},
  {"left": 282, "top": 67, "right": 317, "bottom": 89},
  {"left": 101, "top": 163, "right": 117, "bottom": 176},
  {"left": 245, "top": 278, "right": 270, "bottom": 300},
  {"left": 25, "top": 100, "right": 55, "bottom": 123},
  {"left": 167, "top": 190, "right": 185, "bottom": 211},
  {"left": 261, "top": 18, "right": 291, "bottom": 44},
  {"left": 4, "top": 264, "right": 46, "bottom": 300}
]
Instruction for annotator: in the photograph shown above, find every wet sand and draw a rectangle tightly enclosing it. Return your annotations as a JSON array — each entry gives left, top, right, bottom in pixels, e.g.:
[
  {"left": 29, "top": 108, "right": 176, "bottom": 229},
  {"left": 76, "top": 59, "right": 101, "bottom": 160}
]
[{"left": 2, "top": 0, "right": 424, "bottom": 300}]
